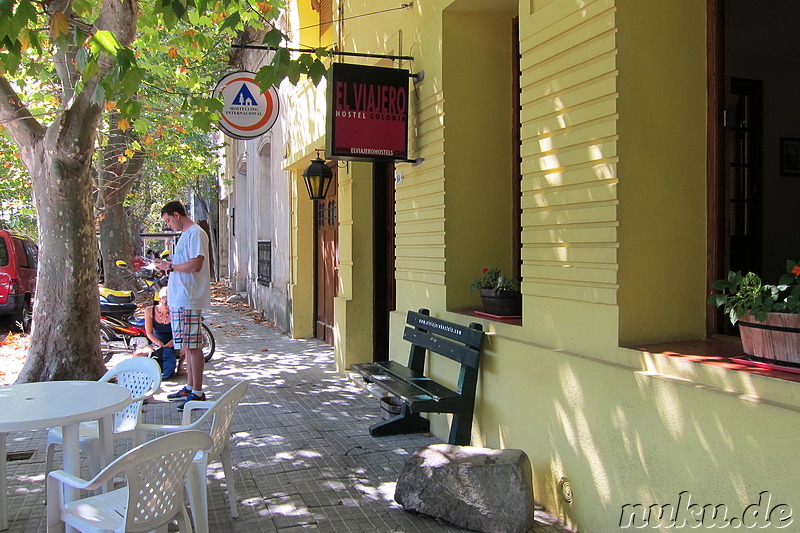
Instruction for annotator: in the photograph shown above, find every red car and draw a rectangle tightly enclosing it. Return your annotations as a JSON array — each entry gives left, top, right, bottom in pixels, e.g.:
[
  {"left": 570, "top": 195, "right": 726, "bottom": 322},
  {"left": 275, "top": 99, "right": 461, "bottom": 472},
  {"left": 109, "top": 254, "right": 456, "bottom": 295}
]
[{"left": 0, "top": 230, "right": 38, "bottom": 332}]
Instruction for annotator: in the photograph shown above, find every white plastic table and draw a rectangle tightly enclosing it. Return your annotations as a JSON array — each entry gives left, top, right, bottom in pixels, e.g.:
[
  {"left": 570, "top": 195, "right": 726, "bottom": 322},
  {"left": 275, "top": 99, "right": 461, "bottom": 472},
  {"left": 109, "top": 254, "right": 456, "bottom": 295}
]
[{"left": 0, "top": 381, "right": 132, "bottom": 531}]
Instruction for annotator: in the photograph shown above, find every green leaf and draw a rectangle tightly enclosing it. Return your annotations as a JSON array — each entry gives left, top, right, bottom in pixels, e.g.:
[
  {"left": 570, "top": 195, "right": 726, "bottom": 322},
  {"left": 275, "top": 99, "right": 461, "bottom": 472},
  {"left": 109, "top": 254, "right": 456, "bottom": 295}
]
[
  {"left": 133, "top": 118, "right": 150, "bottom": 134},
  {"left": 71, "top": 0, "right": 92, "bottom": 17},
  {"left": 174, "top": 0, "right": 188, "bottom": 20},
  {"left": 192, "top": 111, "right": 212, "bottom": 130},
  {"left": 1, "top": 35, "right": 20, "bottom": 56},
  {"left": 219, "top": 12, "right": 241, "bottom": 33},
  {"left": 120, "top": 99, "right": 142, "bottom": 119},
  {"left": 308, "top": 59, "right": 327, "bottom": 85},
  {"left": 15, "top": 0, "right": 37, "bottom": 24},
  {"left": 270, "top": 47, "right": 291, "bottom": 83},
  {"left": 116, "top": 75, "right": 141, "bottom": 101},
  {"left": 161, "top": 7, "right": 179, "bottom": 29},
  {"left": 91, "top": 83, "right": 106, "bottom": 106},
  {"left": 254, "top": 65, "right": 277, "bottom": 90},
  {"left": 298, "top": 53, "right": 314, "bottom": 70},
  {"left": 82, "top": 57, "right": 99, "bottom": 80},
  {"left": 287, "top": 58, "right": 301, "bottom": 85},
  {"left": 711, "top": 279, "right": 733, "bottom": 291},
  {"left": 88, "top": 30, "right": 122, "bottom": 57},
  {"left": 207, "top": 97, "right": 224, "bottom": 113},
  {"left": 116, "top": 48, "right": 136, "bottom": 71},
  {"left": 262, "top": 28, "right": 284, "bottom": 47},
  {"left": 0, "top": 0, "right": 15, "bottom": 18},
  {"left": 28, "top": 28, "right": 41, "bottom": 55}
]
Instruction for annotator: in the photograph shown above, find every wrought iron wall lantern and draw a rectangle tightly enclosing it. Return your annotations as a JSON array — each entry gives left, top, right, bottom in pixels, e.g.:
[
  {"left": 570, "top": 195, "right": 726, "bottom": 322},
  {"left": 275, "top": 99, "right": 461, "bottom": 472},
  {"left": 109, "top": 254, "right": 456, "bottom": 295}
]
[{"left": 302, "top": 156, "right": 334, "bottom": 200}]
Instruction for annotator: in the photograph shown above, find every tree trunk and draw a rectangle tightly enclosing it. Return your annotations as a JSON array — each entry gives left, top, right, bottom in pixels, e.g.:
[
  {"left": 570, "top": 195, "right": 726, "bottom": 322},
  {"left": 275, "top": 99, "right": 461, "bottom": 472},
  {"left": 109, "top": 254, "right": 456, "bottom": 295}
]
[
  {"left": 16, "top": 113, "right": 107, "bottom": 382},
  {"left": 98, "top": 120, "right": 143, "bottom": 290},
  {"left": 193, "top": 181, "right": 220, "bottom": 281},
  {"left": 1, "top": 0, "right": 139, "bottom": 382},
  {"left": 99, "top": 201, "right": 135, "bottom": 289}
]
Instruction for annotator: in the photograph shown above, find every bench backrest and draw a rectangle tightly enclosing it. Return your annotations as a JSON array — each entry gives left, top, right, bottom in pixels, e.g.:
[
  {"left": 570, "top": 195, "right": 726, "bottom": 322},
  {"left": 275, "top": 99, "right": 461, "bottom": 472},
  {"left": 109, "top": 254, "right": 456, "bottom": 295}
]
[{"left": 403, "top": 309, "right": 485, "bottom": 395}]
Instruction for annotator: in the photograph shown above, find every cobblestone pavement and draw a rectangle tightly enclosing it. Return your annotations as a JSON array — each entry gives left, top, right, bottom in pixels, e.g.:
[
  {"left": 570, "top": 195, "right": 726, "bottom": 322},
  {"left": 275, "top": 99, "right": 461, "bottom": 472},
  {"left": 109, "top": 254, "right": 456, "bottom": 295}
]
[{"left": 3, "top": 303, "right": 575, "bottom": 532}]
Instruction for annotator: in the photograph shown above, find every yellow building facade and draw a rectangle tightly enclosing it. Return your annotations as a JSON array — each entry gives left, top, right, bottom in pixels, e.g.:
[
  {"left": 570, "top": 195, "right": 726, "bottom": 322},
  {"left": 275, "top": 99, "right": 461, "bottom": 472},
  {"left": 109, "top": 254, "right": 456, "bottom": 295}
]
[{"left": 280, "top": 1, "right": 800, "bottom": 530}]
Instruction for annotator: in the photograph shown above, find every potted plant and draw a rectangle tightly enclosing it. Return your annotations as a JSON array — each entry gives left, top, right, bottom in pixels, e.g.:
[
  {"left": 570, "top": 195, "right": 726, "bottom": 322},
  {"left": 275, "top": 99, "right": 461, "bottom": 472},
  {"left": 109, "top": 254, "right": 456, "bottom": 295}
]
[
  {"left": 708, "top": 260, "right": 800, "bottom": 366},
  {"left": 470, "top": 268, "right": 522, "bottom": 317}
]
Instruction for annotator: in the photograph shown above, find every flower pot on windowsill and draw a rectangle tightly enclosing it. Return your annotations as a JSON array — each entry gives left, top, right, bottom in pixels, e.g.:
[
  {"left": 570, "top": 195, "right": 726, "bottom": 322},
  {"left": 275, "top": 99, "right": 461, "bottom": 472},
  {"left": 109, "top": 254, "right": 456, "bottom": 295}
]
[
  {"left": 738, "top": 312, "right": 800, "bottom": 367},
  {"left": 479, "top": 288, "right": 522, "bottom": 317}
]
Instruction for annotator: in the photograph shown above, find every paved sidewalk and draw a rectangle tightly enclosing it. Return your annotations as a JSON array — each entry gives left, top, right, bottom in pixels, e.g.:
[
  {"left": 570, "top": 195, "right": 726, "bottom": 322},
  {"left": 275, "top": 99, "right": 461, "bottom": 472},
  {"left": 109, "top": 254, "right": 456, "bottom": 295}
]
[{"left": 3, "top": 303, "right": 574, "bottom": 532}]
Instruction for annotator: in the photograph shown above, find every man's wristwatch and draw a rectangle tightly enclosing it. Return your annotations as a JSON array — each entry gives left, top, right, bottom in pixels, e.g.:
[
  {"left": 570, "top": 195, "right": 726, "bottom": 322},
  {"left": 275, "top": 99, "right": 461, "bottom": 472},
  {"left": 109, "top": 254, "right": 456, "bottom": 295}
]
[{"left": 168, "top": 263, "right": 174, "bottom": 273}]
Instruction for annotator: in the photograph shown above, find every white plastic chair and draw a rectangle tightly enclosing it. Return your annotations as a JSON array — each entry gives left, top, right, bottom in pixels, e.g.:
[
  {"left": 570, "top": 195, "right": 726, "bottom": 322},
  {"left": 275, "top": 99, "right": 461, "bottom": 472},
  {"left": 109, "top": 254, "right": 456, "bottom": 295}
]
[
  {"left": 135, "top": 381, "right": 249, "bottom": 533},
  {"left": 45, "top": 357, "right": 162, "bottom": 478},
  {"left": 46, "top": 430, "right": 213, "bottom": 533}
]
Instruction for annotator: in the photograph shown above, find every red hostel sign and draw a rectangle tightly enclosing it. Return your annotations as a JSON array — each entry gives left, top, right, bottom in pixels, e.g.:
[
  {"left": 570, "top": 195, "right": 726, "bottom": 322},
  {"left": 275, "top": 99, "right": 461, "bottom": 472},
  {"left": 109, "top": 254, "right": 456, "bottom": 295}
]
[{"left": 326, "top": 63, "right": 409, "bottom": 161}]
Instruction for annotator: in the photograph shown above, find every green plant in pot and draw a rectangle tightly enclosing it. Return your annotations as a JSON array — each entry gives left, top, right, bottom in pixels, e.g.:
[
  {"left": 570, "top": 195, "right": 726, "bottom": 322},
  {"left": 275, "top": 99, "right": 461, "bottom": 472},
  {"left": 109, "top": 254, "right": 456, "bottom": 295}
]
[
  {"left": 708, "top": 260, "right": 800, "bottom": 366},
  {"left": 471, "top": 268, "right": 521, "bottom": 317}
]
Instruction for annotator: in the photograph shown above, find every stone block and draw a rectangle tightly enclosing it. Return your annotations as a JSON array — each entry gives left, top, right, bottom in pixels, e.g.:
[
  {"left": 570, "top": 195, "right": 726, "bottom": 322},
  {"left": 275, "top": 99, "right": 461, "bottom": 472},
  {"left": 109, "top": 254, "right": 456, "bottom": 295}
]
[{"left": 395, "top": 444, "right": 535, "bottom": 533}]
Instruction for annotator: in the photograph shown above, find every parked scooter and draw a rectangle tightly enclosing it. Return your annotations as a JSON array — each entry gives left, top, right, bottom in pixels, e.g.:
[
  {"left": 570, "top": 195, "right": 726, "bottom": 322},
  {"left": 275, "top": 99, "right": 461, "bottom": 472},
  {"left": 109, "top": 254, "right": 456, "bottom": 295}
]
[{"left": 99, "top": 285, "right": 147, "bottom": 359}]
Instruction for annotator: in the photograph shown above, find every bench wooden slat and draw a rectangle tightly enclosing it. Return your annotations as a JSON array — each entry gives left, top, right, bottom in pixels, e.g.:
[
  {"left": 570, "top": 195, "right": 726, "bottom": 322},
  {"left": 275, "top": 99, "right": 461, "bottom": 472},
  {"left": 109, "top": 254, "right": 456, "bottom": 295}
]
[
  {"left": 407, "top": 310, "right": 484, "bottom": 349},
  {"left": 402, "top": 327, "right": 481, "bottom": 369},
  {"left": 351, "top": 361, "right": 459, "bottom": 403}
]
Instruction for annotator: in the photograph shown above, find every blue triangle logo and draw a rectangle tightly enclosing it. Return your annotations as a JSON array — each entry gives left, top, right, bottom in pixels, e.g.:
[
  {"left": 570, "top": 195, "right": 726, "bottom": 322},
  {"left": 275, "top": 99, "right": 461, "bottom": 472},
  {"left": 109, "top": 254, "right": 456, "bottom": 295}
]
[{"left": 232, "top": 84, "right": 257, "bottom": 106}]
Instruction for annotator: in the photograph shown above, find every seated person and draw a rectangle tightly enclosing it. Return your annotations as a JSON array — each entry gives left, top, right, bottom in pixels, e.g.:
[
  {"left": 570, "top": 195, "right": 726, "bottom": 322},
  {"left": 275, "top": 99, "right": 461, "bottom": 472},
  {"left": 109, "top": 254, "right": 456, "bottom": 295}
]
[{"left": 132, "top": 287, "right": 177, "bottom": 379}]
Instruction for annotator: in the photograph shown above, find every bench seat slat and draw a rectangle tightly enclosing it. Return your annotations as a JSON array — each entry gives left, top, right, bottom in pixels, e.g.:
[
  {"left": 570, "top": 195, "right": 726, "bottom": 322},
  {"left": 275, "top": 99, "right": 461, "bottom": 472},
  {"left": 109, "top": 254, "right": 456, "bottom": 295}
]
[{"left": 351, "top": 361, "right": 459, "bottom": 403}]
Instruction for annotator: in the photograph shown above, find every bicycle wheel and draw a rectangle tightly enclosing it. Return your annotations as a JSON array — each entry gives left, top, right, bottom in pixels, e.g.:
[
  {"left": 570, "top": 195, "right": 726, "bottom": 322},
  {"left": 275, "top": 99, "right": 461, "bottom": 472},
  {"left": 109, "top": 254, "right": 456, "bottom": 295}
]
[
  {"left": 202, "top": 323, "right": 216, "bottom": 362},
  {"left": 100, "top": 325, "right": 121, "bottom": 361}
]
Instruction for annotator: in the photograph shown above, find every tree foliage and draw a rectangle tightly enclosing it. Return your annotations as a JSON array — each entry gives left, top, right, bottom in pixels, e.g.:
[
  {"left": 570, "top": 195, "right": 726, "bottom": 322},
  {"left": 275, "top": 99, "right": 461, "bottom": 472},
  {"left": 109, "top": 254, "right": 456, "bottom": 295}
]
[
  {"left": 0, "top": 131, "right": 36, "bottom": 236},
  {"left": 0, "top": 0, "right": 329, "bottom": 382}
]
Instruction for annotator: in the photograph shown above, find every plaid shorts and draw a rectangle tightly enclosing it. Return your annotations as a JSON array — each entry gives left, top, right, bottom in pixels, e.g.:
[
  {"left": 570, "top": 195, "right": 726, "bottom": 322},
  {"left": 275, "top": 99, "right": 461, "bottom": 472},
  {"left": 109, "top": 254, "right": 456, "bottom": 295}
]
[{"left": 170, "top": 308, "right": 203, "bottom": 350}]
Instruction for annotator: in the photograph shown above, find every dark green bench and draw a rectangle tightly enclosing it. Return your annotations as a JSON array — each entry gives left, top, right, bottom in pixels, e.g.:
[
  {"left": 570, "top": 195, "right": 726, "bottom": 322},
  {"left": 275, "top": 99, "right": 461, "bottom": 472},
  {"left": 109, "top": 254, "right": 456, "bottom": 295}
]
[{"left": 350, "top": 308, "right": 485, "bottom": 446}]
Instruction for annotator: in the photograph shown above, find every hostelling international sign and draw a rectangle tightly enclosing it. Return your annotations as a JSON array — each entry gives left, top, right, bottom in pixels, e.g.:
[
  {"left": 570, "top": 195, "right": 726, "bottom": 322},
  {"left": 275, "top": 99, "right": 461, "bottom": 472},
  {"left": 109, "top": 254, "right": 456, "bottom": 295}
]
[
  {"left": 213, "top": 71, "right": 279, "bottom": 140},
  {"left": 326, "top": 63, "right": 409, "bottom": 161}
]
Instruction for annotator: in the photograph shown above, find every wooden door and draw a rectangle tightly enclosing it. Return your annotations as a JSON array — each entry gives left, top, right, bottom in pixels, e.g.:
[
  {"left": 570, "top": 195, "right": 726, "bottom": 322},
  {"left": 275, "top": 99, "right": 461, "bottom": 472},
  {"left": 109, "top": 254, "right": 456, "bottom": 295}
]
[{"left": 315, "top": 169, "right": 338, "bottom": 344}]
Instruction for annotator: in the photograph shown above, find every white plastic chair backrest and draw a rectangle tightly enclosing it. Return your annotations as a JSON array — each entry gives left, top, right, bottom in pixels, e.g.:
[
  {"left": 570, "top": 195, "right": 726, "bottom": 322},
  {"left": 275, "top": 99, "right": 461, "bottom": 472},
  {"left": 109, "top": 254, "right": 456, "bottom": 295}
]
[
  {"left": 184, "top": 381, "right": 249, "bottom": 460},
  {"left": 99, "top": 357, "right": 161, "bottom": 433},
  {"left": 114, "top": 430, "right": 212, "bottom": 531}
]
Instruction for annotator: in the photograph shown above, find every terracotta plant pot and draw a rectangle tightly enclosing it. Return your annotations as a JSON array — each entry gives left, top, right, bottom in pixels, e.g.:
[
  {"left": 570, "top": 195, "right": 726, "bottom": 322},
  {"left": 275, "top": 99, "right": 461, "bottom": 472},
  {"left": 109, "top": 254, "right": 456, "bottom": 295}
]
[
  {"left": 738, "top": 312, "right": 800, "bottom": 367},
  {"left": 479, "top": 288, "right": 522, "bottom": 317}
]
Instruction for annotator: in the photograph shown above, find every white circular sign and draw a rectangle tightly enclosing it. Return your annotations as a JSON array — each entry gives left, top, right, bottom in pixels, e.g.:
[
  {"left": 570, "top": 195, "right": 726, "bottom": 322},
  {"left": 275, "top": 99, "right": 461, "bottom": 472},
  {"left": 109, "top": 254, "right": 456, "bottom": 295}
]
[{"left": 213, "top": 71, "right": 280, "bottom": 139}]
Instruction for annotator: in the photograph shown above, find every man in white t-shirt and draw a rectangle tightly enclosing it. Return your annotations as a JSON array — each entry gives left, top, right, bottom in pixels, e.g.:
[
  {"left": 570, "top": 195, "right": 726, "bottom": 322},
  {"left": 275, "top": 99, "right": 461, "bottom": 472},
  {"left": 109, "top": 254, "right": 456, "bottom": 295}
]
[{"left": 155, "top": 200, "right": 211, "bottom": 409}]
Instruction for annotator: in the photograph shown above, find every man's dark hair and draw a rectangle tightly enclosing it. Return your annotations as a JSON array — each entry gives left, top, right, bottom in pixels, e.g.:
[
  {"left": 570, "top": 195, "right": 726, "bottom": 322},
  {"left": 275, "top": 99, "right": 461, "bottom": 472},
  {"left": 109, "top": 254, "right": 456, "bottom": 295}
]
[{"left": 161, "top": 200, "right": 187, "bottom": 217}]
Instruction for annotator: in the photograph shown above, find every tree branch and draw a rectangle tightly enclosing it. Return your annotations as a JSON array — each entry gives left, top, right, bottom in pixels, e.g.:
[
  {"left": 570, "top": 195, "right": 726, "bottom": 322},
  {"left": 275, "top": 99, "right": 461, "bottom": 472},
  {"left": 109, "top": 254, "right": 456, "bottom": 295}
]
[{"left": 0, "top": 76, "right": 46, "bottom": 150}]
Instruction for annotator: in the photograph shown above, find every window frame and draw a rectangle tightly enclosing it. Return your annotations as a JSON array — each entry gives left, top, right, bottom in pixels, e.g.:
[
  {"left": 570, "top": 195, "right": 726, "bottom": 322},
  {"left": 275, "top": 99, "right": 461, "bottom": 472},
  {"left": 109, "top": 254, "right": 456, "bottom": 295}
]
[{"left": 257, "top": 240, "right": 272, "bottom": 286}]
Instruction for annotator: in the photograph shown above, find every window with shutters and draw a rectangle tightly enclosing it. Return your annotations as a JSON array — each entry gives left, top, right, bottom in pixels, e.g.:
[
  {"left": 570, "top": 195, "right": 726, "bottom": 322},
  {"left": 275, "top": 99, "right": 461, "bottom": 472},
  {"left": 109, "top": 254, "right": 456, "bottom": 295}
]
[
  {"left": 311, "top": 0, "right": 332, "bottom": 40},
  {"left": 319, "top": 0, "right": 332, "bottom": 38}
]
